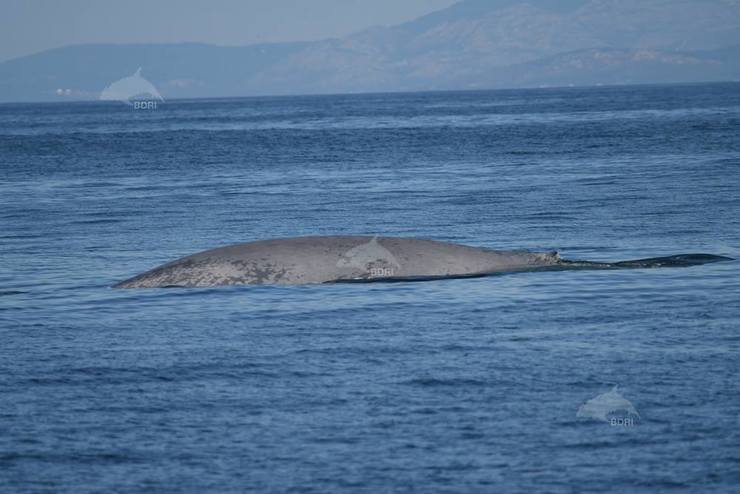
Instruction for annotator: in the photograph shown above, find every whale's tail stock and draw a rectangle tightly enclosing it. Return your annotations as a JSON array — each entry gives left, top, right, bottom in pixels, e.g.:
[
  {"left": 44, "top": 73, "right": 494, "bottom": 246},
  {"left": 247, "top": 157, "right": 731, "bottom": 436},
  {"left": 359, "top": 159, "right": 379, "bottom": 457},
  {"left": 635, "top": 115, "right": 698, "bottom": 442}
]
[
  {"left": 562, "top": 253, "right": 734, "bottom": 270},
  {"left": 611, "top": 253, "right": 734, "bottom": 268}
]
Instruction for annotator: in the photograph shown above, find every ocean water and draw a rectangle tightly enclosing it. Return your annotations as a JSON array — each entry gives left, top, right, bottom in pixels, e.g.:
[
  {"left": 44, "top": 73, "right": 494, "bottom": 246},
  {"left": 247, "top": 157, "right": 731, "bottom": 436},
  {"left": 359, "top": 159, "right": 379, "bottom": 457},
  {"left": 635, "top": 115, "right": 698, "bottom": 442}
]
[{"left": 1, "top": 83, "right": 739, "bottom": 492}]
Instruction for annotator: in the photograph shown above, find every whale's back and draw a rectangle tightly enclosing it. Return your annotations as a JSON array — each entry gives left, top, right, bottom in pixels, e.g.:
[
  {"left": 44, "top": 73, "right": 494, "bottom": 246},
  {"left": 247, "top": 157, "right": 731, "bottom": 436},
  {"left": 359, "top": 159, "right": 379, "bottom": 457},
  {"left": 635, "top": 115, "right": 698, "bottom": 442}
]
[{"left": 114, "top": 236, "right": 556, "bottom": 288}]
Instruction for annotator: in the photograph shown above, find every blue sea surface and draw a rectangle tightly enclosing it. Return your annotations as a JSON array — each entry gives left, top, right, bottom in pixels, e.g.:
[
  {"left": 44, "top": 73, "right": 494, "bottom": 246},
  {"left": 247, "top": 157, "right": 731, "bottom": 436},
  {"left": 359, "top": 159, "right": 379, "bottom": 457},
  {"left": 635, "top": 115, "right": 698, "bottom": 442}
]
[{"left": 1, "top": 83, "right": 739, "bottom": 492}]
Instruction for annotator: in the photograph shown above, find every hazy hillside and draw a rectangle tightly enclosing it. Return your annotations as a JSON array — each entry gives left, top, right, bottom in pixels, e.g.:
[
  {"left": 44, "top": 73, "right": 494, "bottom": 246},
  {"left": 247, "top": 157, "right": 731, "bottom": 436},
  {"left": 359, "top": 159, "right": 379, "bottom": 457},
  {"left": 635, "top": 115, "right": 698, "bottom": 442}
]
[
  {"left": 1, "top": 0, "right": 739, "bottom": 102},
  {"left": 254, "top": 0, "right": 740, "bottom": 92}
]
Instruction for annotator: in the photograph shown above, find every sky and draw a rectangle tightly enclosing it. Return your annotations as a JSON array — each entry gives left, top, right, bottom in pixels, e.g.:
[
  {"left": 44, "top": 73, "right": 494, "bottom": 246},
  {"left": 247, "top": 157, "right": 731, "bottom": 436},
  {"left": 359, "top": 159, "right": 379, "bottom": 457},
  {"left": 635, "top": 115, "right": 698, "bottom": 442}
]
[{"left": 1, "top": 0, "right": 458, "bottom": 62}]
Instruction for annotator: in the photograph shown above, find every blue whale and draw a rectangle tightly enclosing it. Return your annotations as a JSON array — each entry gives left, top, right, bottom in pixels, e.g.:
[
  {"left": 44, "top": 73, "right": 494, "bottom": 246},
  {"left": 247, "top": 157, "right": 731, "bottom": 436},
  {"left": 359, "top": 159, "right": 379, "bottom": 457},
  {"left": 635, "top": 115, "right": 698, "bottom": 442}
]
[{"left": 113, "top": 236, "right": 732, "bottom": 288}]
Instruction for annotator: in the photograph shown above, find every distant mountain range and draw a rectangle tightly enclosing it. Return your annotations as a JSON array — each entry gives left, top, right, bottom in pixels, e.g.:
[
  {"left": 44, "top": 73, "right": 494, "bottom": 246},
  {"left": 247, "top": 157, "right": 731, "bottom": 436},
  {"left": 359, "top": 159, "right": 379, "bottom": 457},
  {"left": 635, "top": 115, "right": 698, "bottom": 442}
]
[{"left": 1, "top": 0, "right": 739, "bottom": 102}]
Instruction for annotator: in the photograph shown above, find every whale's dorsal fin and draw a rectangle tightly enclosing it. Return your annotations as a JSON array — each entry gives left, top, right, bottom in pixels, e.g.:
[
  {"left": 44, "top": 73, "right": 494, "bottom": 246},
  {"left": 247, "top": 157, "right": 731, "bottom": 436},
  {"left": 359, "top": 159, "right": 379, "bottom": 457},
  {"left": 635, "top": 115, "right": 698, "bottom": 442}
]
[{"left": 134, "top": 67, "right": 142, "bottom": 77}]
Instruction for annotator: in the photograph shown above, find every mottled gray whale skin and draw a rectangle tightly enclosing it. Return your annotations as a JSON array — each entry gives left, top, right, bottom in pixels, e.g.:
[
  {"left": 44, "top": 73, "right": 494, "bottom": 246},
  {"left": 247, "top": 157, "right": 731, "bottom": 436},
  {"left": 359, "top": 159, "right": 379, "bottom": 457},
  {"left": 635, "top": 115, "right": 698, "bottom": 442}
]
[{"left": 113, "top": 236, "right": 732, "bottom": 288}]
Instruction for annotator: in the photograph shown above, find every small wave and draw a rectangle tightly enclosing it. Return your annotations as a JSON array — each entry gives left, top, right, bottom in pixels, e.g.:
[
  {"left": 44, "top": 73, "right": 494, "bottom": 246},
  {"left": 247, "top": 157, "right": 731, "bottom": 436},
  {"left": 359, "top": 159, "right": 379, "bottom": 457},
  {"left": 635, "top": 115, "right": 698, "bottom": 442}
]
[
  {"left": 402, "top": 377, "right": 489, "bottom": 387},
  {"left": 0, "top": 290, "right": 28, "bottom": 296}
]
